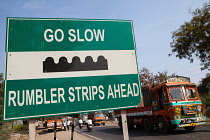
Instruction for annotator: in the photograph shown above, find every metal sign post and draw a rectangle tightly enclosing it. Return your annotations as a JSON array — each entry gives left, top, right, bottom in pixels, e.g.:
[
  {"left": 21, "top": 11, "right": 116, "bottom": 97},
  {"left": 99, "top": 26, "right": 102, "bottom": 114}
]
[
  {"left": 54, "top": 117, "right": 57, "bottom": 140},
  {"left": 121, "top": 110, "right": 129, "bottom": 140},
  {"left": 29, "top": 119, "right": 36, "bottom": 140},
  {"left": 71, "top": 117, "right": 75, "bottom": 140}
]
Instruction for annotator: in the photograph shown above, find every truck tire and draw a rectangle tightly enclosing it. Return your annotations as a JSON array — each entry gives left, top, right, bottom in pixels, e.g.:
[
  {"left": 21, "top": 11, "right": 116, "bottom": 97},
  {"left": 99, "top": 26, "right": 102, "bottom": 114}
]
[
  {"left": 157, "top": 117, "right": 168, "bottom": 133},
  {"left": 128, "top": 123, "right": 135, "bottom": 130},
  {"left": 184, "top": 126, "right": 195, "bottom": 132},
  {"left": 143, "top": 118, "right": 153, "bottom": 132}
]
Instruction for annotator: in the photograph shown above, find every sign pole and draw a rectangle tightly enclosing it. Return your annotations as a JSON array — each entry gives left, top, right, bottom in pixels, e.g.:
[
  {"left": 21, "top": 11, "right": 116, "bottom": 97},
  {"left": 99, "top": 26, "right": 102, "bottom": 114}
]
[
  {"left": 71, "top": 117, "right": 75, "bottom": 140},
  {"left": 29, "top": 119, "right": 36, "bottom": 140},
  {"left": 54, "top": 117, "right": 57, "bottom": 140},
  {"left": 121, "top": 110, "right": 129, "bottom": 140}
]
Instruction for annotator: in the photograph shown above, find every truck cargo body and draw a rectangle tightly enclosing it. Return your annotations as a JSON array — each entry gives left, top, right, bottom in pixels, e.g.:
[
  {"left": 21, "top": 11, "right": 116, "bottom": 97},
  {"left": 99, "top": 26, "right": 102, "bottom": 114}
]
[{"left": 115, "top": 76, "right": 207, "bottom": 133}]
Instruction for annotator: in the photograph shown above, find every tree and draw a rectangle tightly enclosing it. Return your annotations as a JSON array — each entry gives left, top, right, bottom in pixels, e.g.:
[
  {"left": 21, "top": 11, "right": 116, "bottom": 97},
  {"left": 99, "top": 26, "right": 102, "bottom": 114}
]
[
  {"left": 0, "top": 73, "right": 10, "bottom": 139},
  {"left": 198, "top": 73, "right": 210, "bottom": 108},
  {"left": 198, "top": 73, "right": 210, "bottom": 95},
  {"left": 170, "top": 2, "right": 210, "bottom": 70},
  {"left": 0, "top": 73, "right": 3, "bottom": 95},
  {"left": 140, "top": 68, "right": 175, "bottom": 87},
  {"left": 154, "top": 71, "right": 175, "bottom": 84},
  {"left": 140, "top": 68, "right": 154, "bottom": 87},
  {"left": 0, "top": 73, "right": 3, "bottom": 124}
]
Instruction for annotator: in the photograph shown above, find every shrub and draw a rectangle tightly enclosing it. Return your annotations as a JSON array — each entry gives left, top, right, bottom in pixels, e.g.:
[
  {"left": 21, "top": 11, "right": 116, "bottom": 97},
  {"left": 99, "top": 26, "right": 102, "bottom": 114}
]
[
  {"left": 205, "top": 107, "right": 210, "bottom": 118},
  {"left": 13, "top": 125, "right": 28, "bottom": 131}
]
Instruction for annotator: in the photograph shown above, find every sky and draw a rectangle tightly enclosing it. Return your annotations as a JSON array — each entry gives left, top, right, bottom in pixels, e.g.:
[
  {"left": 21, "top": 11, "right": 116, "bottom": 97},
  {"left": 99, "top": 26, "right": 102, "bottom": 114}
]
[{"left": 0, "top": 0, "right": 209, "bottom": 84}]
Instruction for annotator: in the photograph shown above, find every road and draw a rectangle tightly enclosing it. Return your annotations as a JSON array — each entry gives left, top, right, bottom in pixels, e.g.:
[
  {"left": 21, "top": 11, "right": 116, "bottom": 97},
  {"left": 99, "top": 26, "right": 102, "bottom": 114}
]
[{"left": 76, "top": 121, "right": 210, "bottom": 140}]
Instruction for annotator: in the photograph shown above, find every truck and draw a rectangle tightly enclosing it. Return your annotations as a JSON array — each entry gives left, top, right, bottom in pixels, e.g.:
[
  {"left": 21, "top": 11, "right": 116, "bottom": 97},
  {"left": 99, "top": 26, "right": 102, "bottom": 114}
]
[
  {"left": 46, "top": 119, "right": 63, "bottom": 132},
  {"left": 114, "top": 76, "right": 207, "bottom": 133},
  {"left": 88, "top": 112, "right": 106, "bottom": 126}
]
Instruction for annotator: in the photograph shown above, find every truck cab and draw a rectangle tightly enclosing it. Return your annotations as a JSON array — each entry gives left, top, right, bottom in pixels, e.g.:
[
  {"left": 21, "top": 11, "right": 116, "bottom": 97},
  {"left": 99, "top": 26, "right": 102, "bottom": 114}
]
[
  {"left": 89, "top": 112, "right": 105, "bottom": 126},
  {"left": 152, "top": 76, "right": 206, "bottom": 132}
]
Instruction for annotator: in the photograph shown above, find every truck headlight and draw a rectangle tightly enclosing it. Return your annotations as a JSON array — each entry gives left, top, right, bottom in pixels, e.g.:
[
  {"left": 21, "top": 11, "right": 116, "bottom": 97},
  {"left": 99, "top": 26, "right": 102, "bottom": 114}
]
[
  {"left": 175, "top": 106, "right": 181, "bottom": 115},
  {"left": 174, "top": 115, "right": 181, "bottom": 119}
]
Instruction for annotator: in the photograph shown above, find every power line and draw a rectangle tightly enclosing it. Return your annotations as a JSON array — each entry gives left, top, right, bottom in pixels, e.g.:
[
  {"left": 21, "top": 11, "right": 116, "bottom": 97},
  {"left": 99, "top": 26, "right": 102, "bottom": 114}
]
[
  {"left": 189, "top": 70, "right": 209, "bottom": 77},
  {"left": 179, "top": 68, "right": 201, "bottom": 75},
  {"left": 174, "top": 63, "right": 200, "bottom": 74}
]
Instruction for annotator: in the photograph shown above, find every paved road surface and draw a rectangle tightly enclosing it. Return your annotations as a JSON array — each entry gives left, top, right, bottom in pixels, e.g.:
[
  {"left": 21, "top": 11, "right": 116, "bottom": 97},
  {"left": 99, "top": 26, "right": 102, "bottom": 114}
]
[
  {"left": 76, "top": 121, "right": 210, "bottom": 140},
  {"left": 9, "top": 121, "right": 210, "bottom": 140}
]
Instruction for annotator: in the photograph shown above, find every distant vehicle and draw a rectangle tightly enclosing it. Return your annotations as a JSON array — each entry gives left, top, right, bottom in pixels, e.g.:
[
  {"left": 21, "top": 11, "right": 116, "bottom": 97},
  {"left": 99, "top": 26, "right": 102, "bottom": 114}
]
[
  {"left": 115, "top": 76, "right": 207, "bottom": 133},
  {"left": 79, "top": 113, "right": 88, "bottom": 124},
  {"left": 89, "top": 112, "right": 105, "bottom": 126},
  {"left": 87, "top": 124, "right": 92, "bottom": 132},
  {"left": 47, "top": 119, "right": 63, "bottom": 132},
  {"left": 79, "top": 122, "right": 83, "bottom": 129}
]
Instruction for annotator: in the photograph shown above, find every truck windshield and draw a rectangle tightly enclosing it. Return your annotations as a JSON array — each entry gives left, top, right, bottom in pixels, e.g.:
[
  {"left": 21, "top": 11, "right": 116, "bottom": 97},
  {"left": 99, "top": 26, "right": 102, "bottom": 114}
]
[
  {"left": 94, "top": 113, "right": 104, "bottom": 117},
  {"left": 168, "top": 85, "right": 199, "bottom": 100},
  {"left": 168, "top": 86, "right": 185, "bottom": 100},
  {"left": 83, "top": 113, "right": 88, "bottom": 118},
  {"left": 185, "top": 85, "right": 198, "bottom": 99}
]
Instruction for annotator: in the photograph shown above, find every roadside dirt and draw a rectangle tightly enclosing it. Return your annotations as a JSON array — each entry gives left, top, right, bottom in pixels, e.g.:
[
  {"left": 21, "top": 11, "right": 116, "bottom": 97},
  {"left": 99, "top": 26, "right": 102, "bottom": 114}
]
[{"left": 9, "top": 128, "right": 93, "bottom": 140}]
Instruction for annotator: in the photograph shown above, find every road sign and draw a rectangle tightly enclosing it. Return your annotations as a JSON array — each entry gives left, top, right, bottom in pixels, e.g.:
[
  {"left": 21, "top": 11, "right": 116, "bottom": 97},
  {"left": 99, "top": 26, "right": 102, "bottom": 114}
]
[{"left": 4, "top": 17, "right": 142, "bottom": 121}]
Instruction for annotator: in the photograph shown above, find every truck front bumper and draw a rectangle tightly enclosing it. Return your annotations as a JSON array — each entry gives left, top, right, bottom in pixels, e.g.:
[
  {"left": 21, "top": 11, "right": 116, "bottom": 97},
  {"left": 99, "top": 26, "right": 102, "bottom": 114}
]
[
  {"left": 94, "top": 121, "right": 105, "bottom": 125},
  {"left": 178, "top": 122, "right": 206, "bottom": 127},
  {"left": 171, "top": 116, "right": 207, "bottom": 127}
]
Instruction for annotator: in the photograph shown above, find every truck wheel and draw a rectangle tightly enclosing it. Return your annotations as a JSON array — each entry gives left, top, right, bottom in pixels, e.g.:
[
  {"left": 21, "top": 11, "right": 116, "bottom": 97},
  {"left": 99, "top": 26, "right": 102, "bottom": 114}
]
[
  {"left": 184, "top": 126, "right": 195, "bottom": 132},
  {"left": 143, "top": 118, "right": 153, "bottom": 132},
  {"left": 128, "top": 123, "right": 135, "bottom": 130},
  {"left": 157, "top": 117, "right": 168, "bottom": 133}
]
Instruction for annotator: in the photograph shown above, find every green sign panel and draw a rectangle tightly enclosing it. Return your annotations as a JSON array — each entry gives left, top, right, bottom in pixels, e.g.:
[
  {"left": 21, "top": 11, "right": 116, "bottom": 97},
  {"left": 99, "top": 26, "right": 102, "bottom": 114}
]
[{"left": 4, "top": 18, "right": 142, "bottom": 121}]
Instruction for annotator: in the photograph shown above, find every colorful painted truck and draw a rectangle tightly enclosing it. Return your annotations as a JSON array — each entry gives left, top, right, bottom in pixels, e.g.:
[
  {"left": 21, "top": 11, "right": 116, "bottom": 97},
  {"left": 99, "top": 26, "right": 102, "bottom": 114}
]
[{"left": 114, "top": 76, "right": 206, "bottom": 133}]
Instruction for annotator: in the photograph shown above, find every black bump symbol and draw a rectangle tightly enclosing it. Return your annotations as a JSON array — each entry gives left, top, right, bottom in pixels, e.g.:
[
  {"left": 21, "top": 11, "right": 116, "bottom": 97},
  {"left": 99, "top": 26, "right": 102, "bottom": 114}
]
[{"left": 43, "top": 55, "right": 108, "bottom": 73}]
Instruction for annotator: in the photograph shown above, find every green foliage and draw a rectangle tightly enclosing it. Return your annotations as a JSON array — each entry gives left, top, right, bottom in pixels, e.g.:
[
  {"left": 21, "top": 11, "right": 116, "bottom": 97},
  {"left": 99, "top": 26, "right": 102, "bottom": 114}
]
[
  {"left": 0, "top": 73, "right": 4, "bottom": 124},
  {"left": 198, "top": 73, "right": 210, "bottom": 94},
  {"left": 205, "top": 107, "right": 210, "bottom": 118},
  {"left": 200, "top": 93, "right": 210, "bottom": 108},
  {"left": 13, "top": 125, "right": 28, "bottom": 131},
  {"left": 198, "top": 73, "right": 210, "bottom": 107},
  {"left": 170, "top": 2, "right": 210, "bottom": 70},
  {"left": 0, "top": 73, "right": 9, "bottom": 139}
]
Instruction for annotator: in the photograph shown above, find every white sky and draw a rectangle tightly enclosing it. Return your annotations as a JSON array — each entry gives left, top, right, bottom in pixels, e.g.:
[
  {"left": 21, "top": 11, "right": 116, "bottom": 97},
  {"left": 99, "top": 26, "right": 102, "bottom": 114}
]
[{"left": 0, "top": 0, "right": 209, "bottom": 84}]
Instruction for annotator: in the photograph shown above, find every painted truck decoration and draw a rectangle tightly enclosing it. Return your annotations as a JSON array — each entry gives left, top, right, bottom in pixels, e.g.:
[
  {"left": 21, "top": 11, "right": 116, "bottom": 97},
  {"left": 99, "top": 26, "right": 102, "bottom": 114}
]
[
  {"left": 4, "top": 18, "right": 142, "bottom": 121},
  {"left": 115, "top": 76, "right": 206, "bottom": 132}
]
